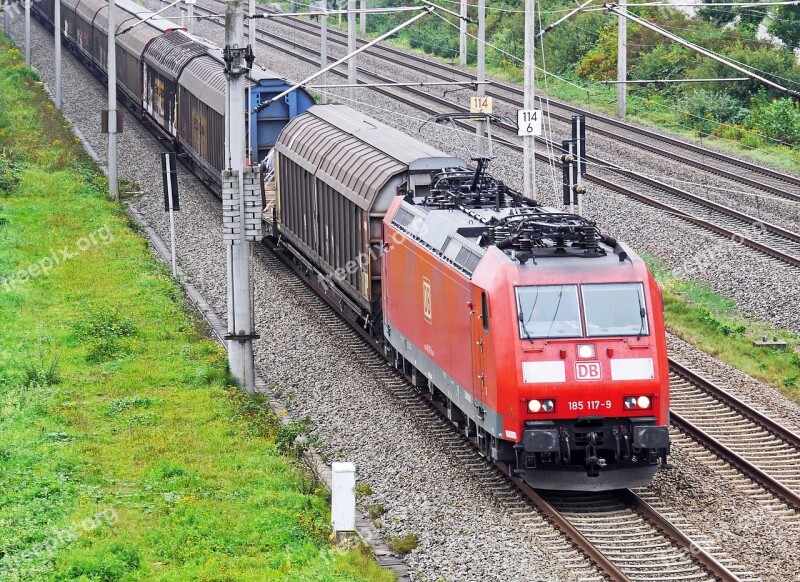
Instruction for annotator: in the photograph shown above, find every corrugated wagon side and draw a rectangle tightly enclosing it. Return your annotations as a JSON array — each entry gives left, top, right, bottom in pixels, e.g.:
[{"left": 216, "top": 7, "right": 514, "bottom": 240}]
[{"left": 271, "top": 104, "right": 462, "bottom": 332}]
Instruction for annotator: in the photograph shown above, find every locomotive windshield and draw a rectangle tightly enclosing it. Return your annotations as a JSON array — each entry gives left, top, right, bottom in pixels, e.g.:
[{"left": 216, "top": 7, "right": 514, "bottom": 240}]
[
  {"left": 582, "top": 283, "right": 648, "bottom": 337},
  {"left": 516, "top": 285, "right": 583, "bottom": 339},
  {"left": 516, "top": 282, "right": 648, "bottom": 339}
]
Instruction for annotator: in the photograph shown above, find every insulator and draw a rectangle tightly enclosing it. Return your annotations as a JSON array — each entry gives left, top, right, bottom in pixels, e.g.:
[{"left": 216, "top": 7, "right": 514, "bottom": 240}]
[
  {"left": 496, "top": 236, "right": 516, "bottom": 250},
  {"left": 494, "top": 226, "right": 510, "bottom": 243}
]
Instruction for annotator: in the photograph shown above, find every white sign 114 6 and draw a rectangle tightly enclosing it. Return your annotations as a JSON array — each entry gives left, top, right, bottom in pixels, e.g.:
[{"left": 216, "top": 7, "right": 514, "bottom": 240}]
[{"left": 517, "top": 109, "right": 542, "bottom": 136}]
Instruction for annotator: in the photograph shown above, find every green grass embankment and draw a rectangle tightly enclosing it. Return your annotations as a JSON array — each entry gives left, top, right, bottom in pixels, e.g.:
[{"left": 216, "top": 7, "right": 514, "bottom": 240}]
[
  {"left": 644, "top": 254, "right": 800, "bottom": 401},
  {"left": 0, "top": 37, "right": 392, "bottom": 581}
]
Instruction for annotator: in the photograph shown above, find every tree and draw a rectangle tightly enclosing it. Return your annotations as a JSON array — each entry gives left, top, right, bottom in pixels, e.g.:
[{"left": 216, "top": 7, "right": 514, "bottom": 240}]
[{"left": 767, "top": 6, "right": 800, "bottom": 51}]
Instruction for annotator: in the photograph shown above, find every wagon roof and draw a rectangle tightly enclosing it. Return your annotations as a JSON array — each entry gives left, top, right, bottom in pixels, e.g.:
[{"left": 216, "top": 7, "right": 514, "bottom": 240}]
[
  {"left": 179, "top": 55, "right": 227, "bottom": 115},
  {"left": 143, "top": 31, "right": 210, "bottom": 82},
  {"left": 275, "top": 105, "right": 463, "bottom": 211}
]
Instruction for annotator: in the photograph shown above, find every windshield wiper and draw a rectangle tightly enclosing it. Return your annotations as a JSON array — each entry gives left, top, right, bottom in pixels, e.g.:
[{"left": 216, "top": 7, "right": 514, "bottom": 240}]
[
  {"left": 637, "top": 289, "right": 646, "bottom": 339},
  {"left": 519, "top": 309, "right": 535, "bottom": 343}
]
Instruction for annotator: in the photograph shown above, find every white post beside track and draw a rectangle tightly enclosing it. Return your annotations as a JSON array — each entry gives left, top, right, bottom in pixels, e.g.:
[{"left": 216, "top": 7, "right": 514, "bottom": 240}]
[
  {"left": 359, "top": 0, "right": 365, "bottom": 36},
  {"left": 459, "top": 0, "right": 466, "bottom": 66},
  {"left": 4, "top": 0, "right": 10, "bottom": 37},
  {"left": 331, "top": 462, "right": 356, "bottom": 540},
  {"left": 55, "top": 0, "right": 61, "bottom": 110},
  {"left": 24, "top": 0, "right": 30, "bottom": 64},
  {"left": 108, "top": 0, "right": 118, "bottom": 199}
]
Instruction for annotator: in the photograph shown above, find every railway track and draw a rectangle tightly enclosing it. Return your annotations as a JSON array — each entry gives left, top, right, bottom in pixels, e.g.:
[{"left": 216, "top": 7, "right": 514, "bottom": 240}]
[
  {"left": 256, "top": 239, "right": 760, "bottom": 582},
  {"left": 234, "top": 2, "right": 800, "bottom": 205},
  {"left": 186, "top": 0, "right": 800, "bottom": 273},
  {"left": 668, "top": 359, "right": 800, "bottom": 512}
]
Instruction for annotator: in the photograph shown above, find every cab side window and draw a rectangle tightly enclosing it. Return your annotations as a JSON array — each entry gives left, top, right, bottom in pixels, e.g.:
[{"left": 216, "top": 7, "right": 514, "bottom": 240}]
[{"left": 482, "top": 292, "right": 489, "bottom": 333}]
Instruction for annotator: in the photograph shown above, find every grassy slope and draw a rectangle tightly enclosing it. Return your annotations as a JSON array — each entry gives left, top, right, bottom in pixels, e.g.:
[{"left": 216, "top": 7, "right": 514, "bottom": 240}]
[
  {"left": 0, "top": 39, "right": 392, "bottom": 581},
  {"left": 644, "top": 254, "right": 800, "bottom": 401}
]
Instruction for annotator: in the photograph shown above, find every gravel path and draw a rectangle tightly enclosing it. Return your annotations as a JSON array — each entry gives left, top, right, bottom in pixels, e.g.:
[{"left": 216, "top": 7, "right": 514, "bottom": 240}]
[{"left": 11, "top": 14, "right": 800, "bottom": 581}]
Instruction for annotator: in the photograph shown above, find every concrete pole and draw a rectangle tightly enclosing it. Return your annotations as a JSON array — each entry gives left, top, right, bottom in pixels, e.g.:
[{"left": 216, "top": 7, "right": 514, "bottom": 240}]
[
  {"left": 320, "top": 6, "right": 328, "bottom": 104},
  {"left": 347, "top": 0, "right": 356, "bottom": 103},
  {"left": 476, "top": 0, "right": 485, "bottom": 157},
  {"left": 523, "top": 0, "right": 535, "bottom": 200},
  {"left": 24, "top": 0, "right": 30, "bottom": 64},
  {"left": 55, "top": 0, "right": 62, "bottom": 109},
  {"left": 225, "top": 0, "right": 256, "bottom": 394},
  {"left": 617, "top": 7, "right": 626, "bottom": 118},
  {"left": 459, "top": 0, "right": 466, "bottom": 66},
  {"left": 187, "top": 0, "right": 195, "bottom": 34},
  {"left": 359, "top": 0, "right": 365, "bottom": 36},
  {"left": 4, "top": 0, "right": 10, "bottom": 36},
  {"left": 248, "top": 0, "right": 254, "bottom": 162},
  {"left": 108, "top": 0, "right": 118, "bottom": 199}
]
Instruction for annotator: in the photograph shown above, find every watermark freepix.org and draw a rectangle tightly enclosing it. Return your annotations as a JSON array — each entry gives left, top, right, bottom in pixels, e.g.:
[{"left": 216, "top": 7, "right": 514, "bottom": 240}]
[{"left": 1, "top": 225, "right": 114, "bottom": 292}]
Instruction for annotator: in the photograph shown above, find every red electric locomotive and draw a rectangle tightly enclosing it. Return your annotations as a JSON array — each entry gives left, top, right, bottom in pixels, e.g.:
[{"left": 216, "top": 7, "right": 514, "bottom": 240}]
[{"left": 269, "top": 105, "right": 670, "bottom": 491}]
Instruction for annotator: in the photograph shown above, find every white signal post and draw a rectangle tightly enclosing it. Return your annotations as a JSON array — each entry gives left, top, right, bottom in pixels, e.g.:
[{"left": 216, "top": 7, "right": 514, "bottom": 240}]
[
  {"left": 522, "top": 0, "right": 536, "bottom": 200},
  {"left": 359, "top": 0, "right": 365, "bottom": 35},
  {"left": 55, "top": 0, "right": 61, "bottom": 110},
  {"left": 24, "top": 0, "right": 30, "bottom": 64},
  {"left": 108, "top": 0, "right": 118, "bottom": 199}
]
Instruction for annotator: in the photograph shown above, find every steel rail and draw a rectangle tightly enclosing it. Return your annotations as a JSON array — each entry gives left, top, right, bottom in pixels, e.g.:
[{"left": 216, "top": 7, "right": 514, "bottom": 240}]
[
  {"left": 671, "top": 410, "right": 800, "bottom": 512},
  {"left": 669, "top": 359, "right": 800, "bottom": 451},
  {"left": 619, "top": 489, "right": 743, "bottom": 582}
]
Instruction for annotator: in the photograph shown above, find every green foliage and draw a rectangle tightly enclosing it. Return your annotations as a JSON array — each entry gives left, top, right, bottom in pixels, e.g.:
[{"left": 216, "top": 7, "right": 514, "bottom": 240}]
[
  {"left": 681, "top": 89, "right": 749, "bottom": 135},
  {"left": 19, "top": 339, "right": 61, "bottom": 388},
  {"left": 767, "top": 5, "right": 800, "bottom": 50},
  {"left": 0, "top": 153, "right": 21, "bottom": 194},
  {"left": 386, "top": 533, "right": 419, "bottom": 556},
  {"left": 354, "top": 481, "right": 373, "bottom": 497},
  {"left": 56, "top": 542, "right": 142, "bottom": 581},
  {"left": 276, "top": 417, "right": 312, "bottom": 456},
  {"left": 73, "top": 306, "right": 137, "bottom": 363},
  {"left": 747, "top": 97, "right": 800, "bottom": 144}
]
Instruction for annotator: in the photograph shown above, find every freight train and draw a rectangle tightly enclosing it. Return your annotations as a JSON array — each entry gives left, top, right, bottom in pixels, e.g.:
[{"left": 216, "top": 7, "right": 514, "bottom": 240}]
[
  {"left": 268, "top": 105, "right": 671, "bottom": 491},
  {"left": 30, "top": 0, "right": 314, "bottom": 187},
  {"left": 29, "top": 0, "right": 670, "bottom": 490}
]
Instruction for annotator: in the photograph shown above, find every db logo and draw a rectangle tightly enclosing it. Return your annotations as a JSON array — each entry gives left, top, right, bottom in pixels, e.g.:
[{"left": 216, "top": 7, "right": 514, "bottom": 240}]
[
  {"left": 422, "top": 278, "right": 432, "bottom": 323},
  {"left": 576, "top": 361, "right": 601, "bottom": 381}
]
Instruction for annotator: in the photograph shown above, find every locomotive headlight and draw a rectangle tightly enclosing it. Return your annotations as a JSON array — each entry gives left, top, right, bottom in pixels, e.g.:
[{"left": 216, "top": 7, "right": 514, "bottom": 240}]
[
  {"left": 624, "top": 396, "right": 637, "bottom": 409},
  {"left": 541, "top": 399, "right": 555, "bottom": 413},
  {"left": 637, "top": 395, "right": 651, "bottom": 409},
  {"left": 577, "top": 344, "right": 596, "bottom": 359},
  {"left": 528, "top": 399, "right": 542, "bottom": 413}
]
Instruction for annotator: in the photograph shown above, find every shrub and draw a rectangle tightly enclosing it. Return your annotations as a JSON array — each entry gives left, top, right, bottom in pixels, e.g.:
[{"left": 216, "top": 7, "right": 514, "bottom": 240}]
[
  {"left": 681, "top": 89, "right": 749, "bottom": 136},
  {"left": 386, "top": 533, "right": 419, "bottom": 556},
  {"left": 747, "top": 98, "right": 800, "bottom": 146},
  {"left": 0, "top": 153, "right": 21, "bottom": 194}
]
